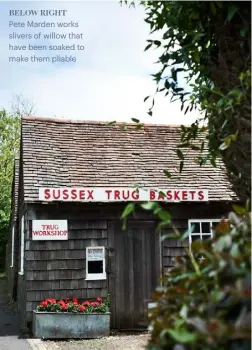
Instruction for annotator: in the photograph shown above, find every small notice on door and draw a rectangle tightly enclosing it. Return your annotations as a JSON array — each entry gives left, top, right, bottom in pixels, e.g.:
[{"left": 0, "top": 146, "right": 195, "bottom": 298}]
[
  {"left": 87, "top": 248, "right": 104, "bottom": 261},
  {"left": 32, "top": 220, "right": 68, "bottom": 240}
]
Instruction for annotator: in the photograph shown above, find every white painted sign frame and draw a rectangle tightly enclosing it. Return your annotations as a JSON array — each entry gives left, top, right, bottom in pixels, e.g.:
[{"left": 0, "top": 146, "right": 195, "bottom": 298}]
[
  {"left": 32, "top": 220, "right": 68, "bottom": 240},
  {"left": 39, "top": 187, "right": 209, "bottom": 202},
  {"left": 86, "top": 246, "right": 106, "bottom": 281}
]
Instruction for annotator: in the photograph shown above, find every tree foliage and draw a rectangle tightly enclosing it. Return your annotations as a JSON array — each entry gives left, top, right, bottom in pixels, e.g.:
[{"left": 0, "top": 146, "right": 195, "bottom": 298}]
[
  {"left": 148, "top": 207, "right": 251, "bottom": 350},
  {"left": 0, "top": 110, "right": 20, "bottom": 265},
  {"left": 119, "top": 2, "right": 251, "bottom": 348},
  {"left": 123, "top": 0, "right": 251, "bottom": 200}
]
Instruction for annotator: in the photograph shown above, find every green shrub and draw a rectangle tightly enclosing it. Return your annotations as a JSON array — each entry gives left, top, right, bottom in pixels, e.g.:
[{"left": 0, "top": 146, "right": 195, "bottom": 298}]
[{"left": 148, "top": 208, "right": 251, "bottom": 350}]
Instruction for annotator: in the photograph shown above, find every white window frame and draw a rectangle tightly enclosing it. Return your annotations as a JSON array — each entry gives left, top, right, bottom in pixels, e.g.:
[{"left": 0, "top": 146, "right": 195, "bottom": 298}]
[
  {"left": 85, "top": 246, "right": 106, "bottom": 281},
  {"left": 188, "top": 219, "right": 220, "bottom": 245},
  {"left": 18, "top": 216, "right": 24, "bottom": 275},
  {"left": 10, "top": 225, "right": 15, "bottom": 268}
]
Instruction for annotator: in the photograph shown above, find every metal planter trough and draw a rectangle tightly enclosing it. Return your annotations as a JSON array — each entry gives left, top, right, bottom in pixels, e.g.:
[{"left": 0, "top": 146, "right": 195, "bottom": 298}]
[{"left": 33, "top": 311, "right": 110, "bottom": 339}]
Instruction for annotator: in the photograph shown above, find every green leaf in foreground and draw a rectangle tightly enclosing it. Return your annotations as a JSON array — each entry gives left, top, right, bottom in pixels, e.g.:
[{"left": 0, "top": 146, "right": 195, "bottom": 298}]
[
  {"left": 120, "top": 203, "right": 135, "bottom": 219},
  {"left": 164, "top": 169, "right": 172, "bottom": 178},
  {"left": 233, "top": 204, "right": 248, "bottom": 215},
  {"left": 167, "top": 328, "right": 198, "bottom": 343},
  {"left": 176, "top": 149, "right": 184, "bottom": 160},
  {"left": 141, "top": 202, "right": 159, "bottom": 211}
]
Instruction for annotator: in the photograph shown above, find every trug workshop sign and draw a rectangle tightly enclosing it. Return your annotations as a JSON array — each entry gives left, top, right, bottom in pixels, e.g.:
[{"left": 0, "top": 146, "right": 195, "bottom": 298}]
[{"left": 32, "top": 220, "right": 68, "bottom": 240}]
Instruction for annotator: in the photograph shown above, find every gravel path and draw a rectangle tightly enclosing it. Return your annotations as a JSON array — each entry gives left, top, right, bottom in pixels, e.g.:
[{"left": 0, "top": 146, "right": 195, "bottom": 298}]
[
  {"left": 0, "top": 276, "right": 150, "bottom": 350},
  {"left": 43, "top": 332, "right": 150, "bottom": 350},
  {"left": 0, "top": 277, "right": 32, "bottom": 350}
]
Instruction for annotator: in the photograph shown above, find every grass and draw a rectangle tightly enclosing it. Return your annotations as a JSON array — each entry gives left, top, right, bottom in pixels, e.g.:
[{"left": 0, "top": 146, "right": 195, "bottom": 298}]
[
  {"left": 0, "top": 271, "right": 17, "bottom": 310},
  {"left": 0, "top": 272, "right": 7, "bottom": 280}
]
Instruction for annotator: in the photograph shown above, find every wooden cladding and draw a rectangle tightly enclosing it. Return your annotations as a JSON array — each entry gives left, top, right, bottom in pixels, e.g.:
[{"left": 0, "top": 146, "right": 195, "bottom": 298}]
[
  {"left": 24, "top": 207, "right": 109, "bottom": 321},
  {"left": 21, "top": 201, "right": 231, "bottom": 326},
  {"left": 27, "top": 238, "right": 107, "bottom": 251}
]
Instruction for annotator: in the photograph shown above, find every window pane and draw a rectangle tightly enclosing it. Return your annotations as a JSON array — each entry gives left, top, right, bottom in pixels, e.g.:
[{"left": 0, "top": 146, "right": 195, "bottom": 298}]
[
  {"left": 191, "top": 235, "right": 201, "bottom": 242},
  {"left": 191, "top": 222, "right": 200, "bottom": 233},
  {"left": 202, "top": 234, "right": 211, "bottom": 241},
  {"left": 211, "top": 221, "right": 220, "bottom": 232},
  {"left": 88, "top": 261, "right": 103, "bottom": 274},
  {"left": 201, "top": 222, "right": 211, "bottom": 233}
]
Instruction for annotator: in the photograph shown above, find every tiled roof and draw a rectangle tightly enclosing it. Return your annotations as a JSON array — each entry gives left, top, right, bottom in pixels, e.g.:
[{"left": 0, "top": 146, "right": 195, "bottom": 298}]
[{"left": 21, "top": 116, "right": 237, "bottom": 202}]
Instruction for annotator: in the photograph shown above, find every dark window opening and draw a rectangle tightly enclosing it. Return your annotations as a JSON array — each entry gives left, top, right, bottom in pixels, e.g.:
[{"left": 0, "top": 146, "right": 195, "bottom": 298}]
[
  {"left": 201, "top": 222, "right": 210, "bottom": 233},
  {"left": 192, "top": 235, "right": 201, "bottom": 241},
  {"left": 211, "top": 221, "right": 220, "bottom": 232},
  {"left": 191, "top": 222, "right": 200, "bottom": 233},
  {"left": 88, "top": 260, "right": 103, "bottom": 274},
  {"left": 202, "top": 235, "right": 211, "bottom": 241}
]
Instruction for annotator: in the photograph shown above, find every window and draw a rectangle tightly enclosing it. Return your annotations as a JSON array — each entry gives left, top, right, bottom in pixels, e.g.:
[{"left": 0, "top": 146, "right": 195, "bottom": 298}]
[
  {"left": 19, "top": 216, "right": 24, "bottom": 275},
  {"left": 10, "top": 225, "right": 15, "bottom": 268},
  {"left": 188, "top": 219, "right": 220, "bottom": 245},
  {"left": 85, "top": 247, "right": 106, "bottom": 280}
]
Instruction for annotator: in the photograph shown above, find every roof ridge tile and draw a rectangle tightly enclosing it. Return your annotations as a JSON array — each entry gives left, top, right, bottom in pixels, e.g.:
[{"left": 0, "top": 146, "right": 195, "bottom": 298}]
[{"left": 22, "top": 115, "right": 188, "bottom": 128}]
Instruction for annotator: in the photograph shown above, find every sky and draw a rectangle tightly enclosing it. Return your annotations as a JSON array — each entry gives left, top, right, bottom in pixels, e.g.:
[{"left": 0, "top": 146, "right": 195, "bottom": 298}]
[{"left": 0, "top": 0, "right": 201, "bottom": 125}]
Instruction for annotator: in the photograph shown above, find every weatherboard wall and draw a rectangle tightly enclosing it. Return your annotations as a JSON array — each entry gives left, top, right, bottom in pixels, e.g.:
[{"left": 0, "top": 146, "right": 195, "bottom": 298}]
[
  {"left": 24, "top": 203, "right": 108, "bottom": 323},
  {"left": 18, "top": 201, "right": 232, "bottom": 327}
]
